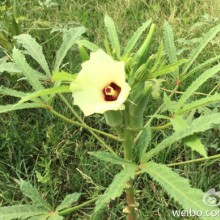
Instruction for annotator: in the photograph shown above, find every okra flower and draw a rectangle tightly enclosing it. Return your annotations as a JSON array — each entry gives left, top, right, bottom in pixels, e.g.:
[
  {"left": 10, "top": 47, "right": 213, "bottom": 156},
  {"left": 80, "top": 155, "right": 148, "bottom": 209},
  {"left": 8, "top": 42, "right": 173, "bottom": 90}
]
[{"left": 70, "top": 50, "right": 131, "bottom": 116}]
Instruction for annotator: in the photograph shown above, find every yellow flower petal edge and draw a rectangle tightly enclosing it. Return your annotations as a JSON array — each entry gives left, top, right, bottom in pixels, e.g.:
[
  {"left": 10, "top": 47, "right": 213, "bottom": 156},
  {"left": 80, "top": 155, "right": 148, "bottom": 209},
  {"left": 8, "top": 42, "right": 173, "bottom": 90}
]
[{"left": 70, "top": 49, "right": 131, "bottom": 116}]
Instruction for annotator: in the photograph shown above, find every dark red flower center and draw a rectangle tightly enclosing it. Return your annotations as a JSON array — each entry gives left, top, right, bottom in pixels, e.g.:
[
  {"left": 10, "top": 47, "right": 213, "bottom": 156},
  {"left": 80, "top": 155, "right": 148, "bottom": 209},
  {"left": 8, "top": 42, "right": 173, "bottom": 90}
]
[{"left": 103, "top": 82, "right": 121, "bottom": 101}]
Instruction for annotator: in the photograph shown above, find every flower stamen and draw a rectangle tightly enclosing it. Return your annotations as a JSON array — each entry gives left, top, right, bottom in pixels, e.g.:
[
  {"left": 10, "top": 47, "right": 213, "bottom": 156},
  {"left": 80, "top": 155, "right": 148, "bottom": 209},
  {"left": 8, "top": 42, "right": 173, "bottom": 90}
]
[{"left": 103, "top": 82, "right": 121, "bottom": 101}]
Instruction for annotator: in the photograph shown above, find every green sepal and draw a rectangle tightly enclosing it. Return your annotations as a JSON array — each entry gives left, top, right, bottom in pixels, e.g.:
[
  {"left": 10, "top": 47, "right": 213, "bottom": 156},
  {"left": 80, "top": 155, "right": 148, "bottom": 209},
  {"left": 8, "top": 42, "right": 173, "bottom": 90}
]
[
  {"left": 129, "top": 83, "right": 152, "bottom": 117},
  {"left": 134, "top": 55, "right": 153, "bottom": 82},
  {"left": 126, "top": 115, "right": 144, "bottom": 130},
  {"left": 124, "top": 103, "right": 141, "bottom": 130},
  {"left": 104, "top": 110, "right": 123, "bottom": 128},
  {"left": 78, "top": 45, "right": 89, "bottom": 61},
  {"left": 0, "top": 32, "right": 12, "bottom": 50}
]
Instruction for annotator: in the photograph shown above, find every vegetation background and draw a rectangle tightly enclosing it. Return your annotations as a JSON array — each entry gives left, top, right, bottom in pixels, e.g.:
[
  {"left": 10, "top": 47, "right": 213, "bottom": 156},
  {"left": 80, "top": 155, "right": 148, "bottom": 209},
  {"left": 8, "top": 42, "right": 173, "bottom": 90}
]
[{"left": 0, "top": 0, "right": 220, "bottom": 219}]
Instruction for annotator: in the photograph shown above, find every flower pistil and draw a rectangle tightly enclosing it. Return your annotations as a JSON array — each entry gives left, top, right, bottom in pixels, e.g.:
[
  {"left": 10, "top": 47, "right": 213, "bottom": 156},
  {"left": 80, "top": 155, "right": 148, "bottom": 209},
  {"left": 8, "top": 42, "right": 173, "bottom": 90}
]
[{"left": 103, "top": 82, "right": 121, "bottom": 101}]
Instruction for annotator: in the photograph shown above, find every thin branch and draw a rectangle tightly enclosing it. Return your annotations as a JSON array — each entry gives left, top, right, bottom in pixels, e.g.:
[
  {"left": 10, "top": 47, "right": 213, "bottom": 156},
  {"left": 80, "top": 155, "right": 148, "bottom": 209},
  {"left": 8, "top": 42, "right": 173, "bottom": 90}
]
[{"left": 167, "top": 154, "right": 220, "bottom": 167}]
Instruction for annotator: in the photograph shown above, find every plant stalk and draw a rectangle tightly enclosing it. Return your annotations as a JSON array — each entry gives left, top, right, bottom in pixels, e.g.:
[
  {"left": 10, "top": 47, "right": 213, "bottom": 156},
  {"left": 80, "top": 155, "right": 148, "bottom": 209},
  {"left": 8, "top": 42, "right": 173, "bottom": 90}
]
[{"left": 123, "top": 129, "right": 138, "bottom": 220}]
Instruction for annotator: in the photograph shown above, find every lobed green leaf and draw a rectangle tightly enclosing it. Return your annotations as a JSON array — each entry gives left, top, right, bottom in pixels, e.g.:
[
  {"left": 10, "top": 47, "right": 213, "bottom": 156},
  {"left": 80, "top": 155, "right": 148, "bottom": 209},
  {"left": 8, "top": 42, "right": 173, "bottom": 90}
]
[
  {"left": 104, "top": 15, "right": 121, "bottom": 58},
  {"left": 12, "top": 48, "right": 45, "bottom": 92},
  {"left": 147, "top": 59, "right": 187, "bottom": 79},
  {"left": 14, "top": 34, "right": 51, "bottom": 77},
  {"left": 16, "top": 86, "right": 70, "bottom": 105},
  {"left": 0, "top": 62, "right": 21, "bottom": 74},
  {"left": 0, "top": 103, "right": 46, "bottom": 114},
  {"left": 77, "top": 39, "right": 100, "bottom": 52},
  {"left": 136, "top": 126, "right": 152, "bottom": 163},
  {"left": 20, "top": 180, "right": 52, "bottom": 211},
  {"left": 171, "top": 115, "right": 207, "bottom": 157},
  {"left": 175, "top": 63, "right": 220, "bottom": 112},
  {"left": 142, "top": 113, "right": 220, "bottom": 162},
  {"left": 56, "top": 193, "right": 81, "bottom": 212},
  {"left": 94, "top": 164, "right": 137, "bottom": 213},
  {"left": 141, "top": 162, "right": 220, "bottom": 220},
  {"left": 123, "top": 19, "right": 152, "bottom": 56},
  {"left": 0, "top": 86, "right": 26, "bottom": 98},
  {"left": 54, "top": 27, "right": 85, "bottom": 72},
  {"left": 181, "top": 55, "right": 220, "bottom": 81},
  {"left": 163, "top": 20, "right": 178, "bottom": 76},
  {"left": 89, "top": 151, "right": 135, "bottom": 166},
  {"left": 182, "top": 23, "right": 220, "bottom": 75},
  {"left": 52, "top": 71, "right": 76, "bottom": 82},
  {"left": 178, "top": 93, "right": 220, "bottom": 114},
  {"left": 0, "top": 205, "right": 48, "bottom": 220}
]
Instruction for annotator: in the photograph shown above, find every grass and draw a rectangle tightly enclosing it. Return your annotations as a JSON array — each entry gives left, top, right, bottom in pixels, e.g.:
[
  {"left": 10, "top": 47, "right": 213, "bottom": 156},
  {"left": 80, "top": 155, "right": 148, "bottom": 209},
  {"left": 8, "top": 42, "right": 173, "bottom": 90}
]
[{"left": 0, "top": 0, "right": 220, "bottom": 219}]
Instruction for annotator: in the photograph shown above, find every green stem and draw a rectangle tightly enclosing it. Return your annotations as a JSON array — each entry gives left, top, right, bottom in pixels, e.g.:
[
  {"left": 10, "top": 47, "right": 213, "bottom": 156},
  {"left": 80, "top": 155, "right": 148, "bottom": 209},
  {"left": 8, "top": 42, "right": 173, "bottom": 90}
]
[
  {"left": 49, "top": 108, "right": 117, "bottom": 155},
  {"left": 151, "top": 122, "right": 172, "bottom": 130},
  {"left": 123, "top": 129, "right": 138, "bottom": 220},
  {"left": 58, "top": 197, "right": 98, "bottom": 216},
  {"left": 167, "top": 154, "right": 220, "bottom": 167},
  {"left": 49, "top": 108, "right": 121, "bottom": 142},
  {"left": 58, "top": 94, "right": 83, "bottom": 122}
]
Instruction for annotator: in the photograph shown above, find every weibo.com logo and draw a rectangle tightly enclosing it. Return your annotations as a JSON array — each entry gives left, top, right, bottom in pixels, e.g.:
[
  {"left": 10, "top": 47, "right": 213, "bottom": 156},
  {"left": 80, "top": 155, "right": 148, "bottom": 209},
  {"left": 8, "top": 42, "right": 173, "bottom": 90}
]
[{"left": 203, "top": 188, "right": 220, "bottom": 207}]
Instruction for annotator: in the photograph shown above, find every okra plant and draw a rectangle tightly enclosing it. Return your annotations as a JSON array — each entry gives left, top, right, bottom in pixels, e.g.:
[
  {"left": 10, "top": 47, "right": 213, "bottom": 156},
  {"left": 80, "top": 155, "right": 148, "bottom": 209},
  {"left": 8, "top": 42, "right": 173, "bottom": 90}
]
[{"left": 0, "top": 15, "right": 220, "bottom": 220}]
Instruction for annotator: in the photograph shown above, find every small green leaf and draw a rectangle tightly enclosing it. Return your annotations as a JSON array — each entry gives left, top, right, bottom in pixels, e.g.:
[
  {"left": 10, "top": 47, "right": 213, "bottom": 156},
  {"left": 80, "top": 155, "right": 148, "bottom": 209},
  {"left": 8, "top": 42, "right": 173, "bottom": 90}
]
[
  {"left": 77, "top": 39, "right": 100, "bottom": 52},
  {"left": 16, "top": 86, "right": 70, "bottom": 105},
  {"left": 104, "top": 35, "right": 112, "bottom": 55},
  {"left": 89, "top": 151, "right": 135, "bottom": 166},
  {"left": 20, "top": 180, "right": 52, "bottom": 211},
  {"left": 13, "top": 48, "right": 45, "bottom": 92},
  {"left": 56, "top": 193, "right": 81, "bottom": 211},
  {"left": 184, "top": 135, "right": 207, "bottom": 157},
  {"left": 147, "top": 59, "right": 187, "bottom": 79},
  {"left": 178, "top": 93, "right": 220, "bottom": 114},
  {"left": 0, "top": 86, "right": 26, "bottom": 98},
  {"left": 78, "top": 45, "right": 90, "bottom": 61},
  {"left": 141, "top": 162, "right": 220, "bottom": 220},
  {"left": 171, "top": 115, "right": 207, "bottom": 157},
  {"left": 181, "top": 55, "right": 220, "bottom": 81},
  {"left": 176, "top": 63, "right": 220, "bottom": 112},
  {"left": 0, "top": 103, "right": 46, "bottom": 114},
  {"left": 163, "top": 92, "right": 176, "bottom": 113},
  {"left": 163, "top": 20, "right": 178, "bottom": 76},
  {"left": 182, "top": 23, "right": 220, "bottom": 75},
  {"left": 0, "top": 205, "right": 48, "bottom": 220},
  {"left": 14, "top": 34, "right": 51, "bottom": 77},
  {"left": 123, "top": 19, "right": 152, "bottom": 56},
  {"left": 104, "top": 15, "right": 120, "bottom": 58},
  {"left": 138, "top": 126, "right": 152, "bottom": 163},
  {"left": 94, "top": 164, "right": 137, "bottom": 213},
  {"left": 0, "top": 62, "right": 21, "bottom": 74},
  {"left": 54, "top": 27, "right": 85, "bottom": 72},
  {"left": 143, "top": 113, "right": 220, "bottom": 161},
  {"left": 52, "top": 71, "right": 76, "bottom": 82}
]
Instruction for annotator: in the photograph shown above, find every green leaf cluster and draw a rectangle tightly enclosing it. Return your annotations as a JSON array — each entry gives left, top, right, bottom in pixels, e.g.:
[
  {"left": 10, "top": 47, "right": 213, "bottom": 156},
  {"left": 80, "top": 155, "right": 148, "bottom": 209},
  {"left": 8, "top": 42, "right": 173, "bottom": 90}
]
[{"left": 0, "top": 180, "right": 81, "bottom": 220}]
